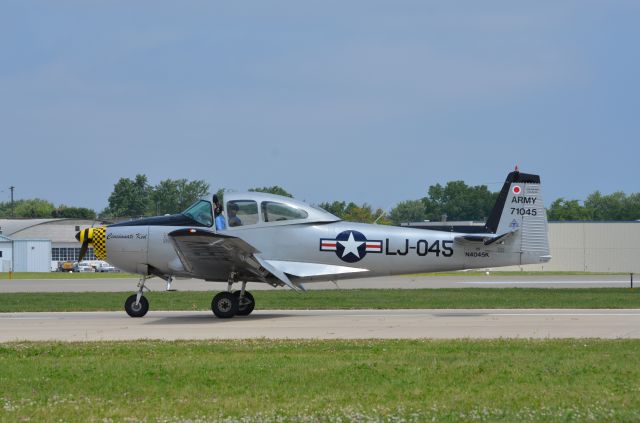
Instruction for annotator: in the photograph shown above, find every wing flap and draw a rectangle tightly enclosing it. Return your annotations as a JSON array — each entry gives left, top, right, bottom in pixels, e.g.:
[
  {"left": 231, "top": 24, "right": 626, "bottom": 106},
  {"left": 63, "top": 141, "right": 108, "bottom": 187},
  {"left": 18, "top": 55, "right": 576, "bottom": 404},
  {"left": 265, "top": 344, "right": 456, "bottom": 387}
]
[{"left": 169, "top": 228, "right": 269, "bottom": 283}]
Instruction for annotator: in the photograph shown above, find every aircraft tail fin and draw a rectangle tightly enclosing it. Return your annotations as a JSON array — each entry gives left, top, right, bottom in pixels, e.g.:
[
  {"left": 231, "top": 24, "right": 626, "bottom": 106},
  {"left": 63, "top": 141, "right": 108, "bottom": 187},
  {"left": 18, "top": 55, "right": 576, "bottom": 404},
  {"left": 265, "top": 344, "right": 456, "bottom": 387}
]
[{"left": 484, "top": 170, "right": 550, "bottom": 265}]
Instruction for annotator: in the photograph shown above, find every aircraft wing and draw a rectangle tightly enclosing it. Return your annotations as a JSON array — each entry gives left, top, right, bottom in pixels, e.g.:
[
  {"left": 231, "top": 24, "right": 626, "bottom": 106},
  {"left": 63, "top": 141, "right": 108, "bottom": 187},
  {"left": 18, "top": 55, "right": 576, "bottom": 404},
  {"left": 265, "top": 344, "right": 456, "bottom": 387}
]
[{"left": 168, "top": 228, "right": 304, "bottom": 291}]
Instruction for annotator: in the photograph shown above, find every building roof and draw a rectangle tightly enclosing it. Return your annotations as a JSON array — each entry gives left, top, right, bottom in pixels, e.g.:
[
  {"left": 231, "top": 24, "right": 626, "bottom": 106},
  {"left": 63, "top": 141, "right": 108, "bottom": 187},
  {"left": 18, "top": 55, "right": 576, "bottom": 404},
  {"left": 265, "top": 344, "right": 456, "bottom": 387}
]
[
  {"left": 0, "top": 219, "right": 61, "bottom": 236},
  {"left": 0, "top": 218, "right": 103, "bottom": 243}
]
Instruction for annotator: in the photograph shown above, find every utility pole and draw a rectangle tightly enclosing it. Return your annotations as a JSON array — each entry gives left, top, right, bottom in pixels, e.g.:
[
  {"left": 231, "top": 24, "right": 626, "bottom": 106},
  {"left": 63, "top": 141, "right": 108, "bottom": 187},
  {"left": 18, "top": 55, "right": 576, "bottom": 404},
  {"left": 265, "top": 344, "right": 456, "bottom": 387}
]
[{"left": 9, "top": 186, "right": 15, "bottom": 218}]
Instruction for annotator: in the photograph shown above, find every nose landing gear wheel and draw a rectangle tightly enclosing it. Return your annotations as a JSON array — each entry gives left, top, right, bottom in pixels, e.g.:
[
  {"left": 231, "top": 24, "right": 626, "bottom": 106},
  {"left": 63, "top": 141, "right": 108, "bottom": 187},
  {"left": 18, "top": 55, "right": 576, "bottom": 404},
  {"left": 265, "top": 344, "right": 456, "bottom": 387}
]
[
  {"left": 125, "top": 294, "right": 149, "bottom": 317},
  {"left": 233, "top": 290, "right": 255, "bottom": 316},
  {"left": 211, "top": 292, "right": 238, "bottom": 318}
]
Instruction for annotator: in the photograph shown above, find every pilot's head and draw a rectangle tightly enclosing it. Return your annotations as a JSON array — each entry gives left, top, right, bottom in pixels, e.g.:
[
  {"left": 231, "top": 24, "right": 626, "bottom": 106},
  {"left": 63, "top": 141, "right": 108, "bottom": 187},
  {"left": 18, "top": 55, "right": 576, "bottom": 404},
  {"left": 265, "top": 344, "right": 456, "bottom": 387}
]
[{"left": 229, "top": 203, "right": 239, "bottom": 215}]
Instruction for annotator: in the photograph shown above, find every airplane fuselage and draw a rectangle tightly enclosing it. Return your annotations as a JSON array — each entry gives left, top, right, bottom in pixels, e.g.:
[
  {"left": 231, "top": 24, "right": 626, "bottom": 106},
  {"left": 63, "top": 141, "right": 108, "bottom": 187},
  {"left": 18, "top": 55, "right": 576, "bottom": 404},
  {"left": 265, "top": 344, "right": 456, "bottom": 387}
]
[{"left": 104, "top": 220, "right": 524, "bottom": 282}]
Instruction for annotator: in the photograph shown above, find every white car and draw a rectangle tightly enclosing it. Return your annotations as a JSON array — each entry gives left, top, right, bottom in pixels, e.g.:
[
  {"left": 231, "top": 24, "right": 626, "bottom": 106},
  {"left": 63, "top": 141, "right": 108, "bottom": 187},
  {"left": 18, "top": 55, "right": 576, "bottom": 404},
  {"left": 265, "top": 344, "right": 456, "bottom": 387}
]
[
  {"left": 94, "top": 261, "right": 117, "bottom": 272},
  {"left": 73, "top": 261, "right": 95, "bottom": 272}
]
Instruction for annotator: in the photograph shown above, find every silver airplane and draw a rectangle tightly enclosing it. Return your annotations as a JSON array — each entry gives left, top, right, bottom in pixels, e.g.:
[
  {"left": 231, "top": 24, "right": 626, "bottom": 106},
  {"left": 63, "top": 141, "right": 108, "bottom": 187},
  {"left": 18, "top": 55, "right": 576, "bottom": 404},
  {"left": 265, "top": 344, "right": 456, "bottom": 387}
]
[{"left": 76, "top": 170, "right": 550, "bottom": 318}]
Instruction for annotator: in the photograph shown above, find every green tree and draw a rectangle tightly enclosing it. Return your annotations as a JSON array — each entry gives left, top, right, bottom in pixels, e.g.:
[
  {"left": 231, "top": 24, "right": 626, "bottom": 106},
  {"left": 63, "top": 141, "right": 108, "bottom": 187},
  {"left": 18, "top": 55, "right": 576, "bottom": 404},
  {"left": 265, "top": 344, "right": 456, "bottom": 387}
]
[
  {"left": 317, "top": 201, "right": 347, "bottom": 217},
  {"left": 177, "top": 179, "right": 210, "bottom": 209},
  {"left": 422, "top": 181, "right": 498, "bottom": 221},
  {"left": 249, "top": 186, "right": 293, "bottom": 197},
  {"left": 151, "top": 179, "right": 180, "bottom": 215},
  {"left": 547, "top": 198, "right": 590, "bottom": 221},
  {"left": 343, "top": 202, "right": 376, "bottom": 223},
  {"left": 627, "top": 193, "right": 640, "bottom": 219},
  {"left": 317, "top": 201, "right": 389, "bottom": 224},
  {"left": 151, "top": 179, "right": 210, "bottom": 215},
  {"left": 106, "top": 175, "right": 152, "bottom": 217},
  {"left": 584, "top": 191, "right": 640, "bottom": 221},
  {"left": 52, "top": 206, "right": 97, "bottom": 219},
  {"left": 0, "top": 201, "right": 13, "bottom": 217},
  {"left": 12, "top": 199, "right": 56, "bottom": 218},
  {"left": 544, "top": 192, "right": 640, "bottom": 221},
  {"left": 389, "top": 200, "right": 427, "bottom": 225}
]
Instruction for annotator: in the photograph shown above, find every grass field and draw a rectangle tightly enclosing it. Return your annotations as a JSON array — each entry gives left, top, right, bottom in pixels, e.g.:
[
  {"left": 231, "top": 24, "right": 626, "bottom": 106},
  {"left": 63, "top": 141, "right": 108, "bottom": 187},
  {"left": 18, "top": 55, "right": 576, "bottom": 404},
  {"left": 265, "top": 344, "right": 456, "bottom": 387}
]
[
  {"left": 1, "top": 288, "right": 639, "bottom": 312},
  {"left": 0, "top": 271, "right": 137, "bottom": 280},
  {"left": 1, "top": 339, "right": 639, "bottom": 421}
]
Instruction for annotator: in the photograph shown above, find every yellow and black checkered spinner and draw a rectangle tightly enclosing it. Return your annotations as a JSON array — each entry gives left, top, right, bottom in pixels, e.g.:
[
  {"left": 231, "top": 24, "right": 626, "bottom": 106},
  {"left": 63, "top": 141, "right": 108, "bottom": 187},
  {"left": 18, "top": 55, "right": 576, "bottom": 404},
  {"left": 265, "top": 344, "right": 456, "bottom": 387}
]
[{"left": 76, "top": 226, "right": 107, "bottom": 261}]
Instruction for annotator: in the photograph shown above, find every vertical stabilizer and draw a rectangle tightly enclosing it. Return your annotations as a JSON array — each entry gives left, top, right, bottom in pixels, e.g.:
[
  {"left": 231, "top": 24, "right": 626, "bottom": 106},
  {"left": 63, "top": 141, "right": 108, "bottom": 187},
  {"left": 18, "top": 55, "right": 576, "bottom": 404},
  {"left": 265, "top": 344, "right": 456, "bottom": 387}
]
[{"left": 485, "top": 171, "right": 550, "bottom": 265}]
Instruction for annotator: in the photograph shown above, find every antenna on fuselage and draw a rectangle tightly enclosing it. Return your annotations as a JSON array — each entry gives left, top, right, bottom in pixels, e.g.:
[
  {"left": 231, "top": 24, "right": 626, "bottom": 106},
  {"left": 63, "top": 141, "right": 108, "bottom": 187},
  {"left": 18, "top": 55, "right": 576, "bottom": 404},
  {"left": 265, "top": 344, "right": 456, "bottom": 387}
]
[{"left": 373, "top": 210, "right": 387, "bottom": 224}]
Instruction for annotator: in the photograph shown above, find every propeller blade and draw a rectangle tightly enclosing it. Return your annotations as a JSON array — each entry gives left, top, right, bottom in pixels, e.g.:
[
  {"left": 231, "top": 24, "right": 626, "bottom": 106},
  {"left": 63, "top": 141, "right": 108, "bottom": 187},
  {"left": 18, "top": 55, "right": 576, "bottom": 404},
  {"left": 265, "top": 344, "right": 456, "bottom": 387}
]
[
  {"left": 78, "top": 239, "right": 89, "bottom": 262},
  {"left": 76, "top": 228, "right": 92, "bottom": 262}
]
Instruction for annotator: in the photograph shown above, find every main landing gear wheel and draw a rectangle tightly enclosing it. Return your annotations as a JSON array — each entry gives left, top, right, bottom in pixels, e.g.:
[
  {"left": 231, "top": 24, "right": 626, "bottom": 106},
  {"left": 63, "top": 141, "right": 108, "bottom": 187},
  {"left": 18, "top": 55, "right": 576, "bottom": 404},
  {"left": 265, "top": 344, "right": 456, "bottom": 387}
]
[
  {"left": 211, "top": 292, "right": 238, "bottom": 318},
  {"left": 233, "top": 290, "right": 255, "bottom": 316},
  {"left": 125, "top": 294, "right": 149, "bottom": 318}
]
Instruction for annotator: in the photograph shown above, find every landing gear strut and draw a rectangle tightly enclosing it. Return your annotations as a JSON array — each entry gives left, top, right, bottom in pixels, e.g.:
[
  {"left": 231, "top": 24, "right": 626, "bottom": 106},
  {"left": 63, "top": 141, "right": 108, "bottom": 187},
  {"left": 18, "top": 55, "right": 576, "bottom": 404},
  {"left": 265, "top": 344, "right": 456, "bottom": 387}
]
[
  {"left": 125, "top": 276, "right": 151, "bottom": 317},
  {"left": 235, "top": 281, "right": 255, "bottom": 316}
]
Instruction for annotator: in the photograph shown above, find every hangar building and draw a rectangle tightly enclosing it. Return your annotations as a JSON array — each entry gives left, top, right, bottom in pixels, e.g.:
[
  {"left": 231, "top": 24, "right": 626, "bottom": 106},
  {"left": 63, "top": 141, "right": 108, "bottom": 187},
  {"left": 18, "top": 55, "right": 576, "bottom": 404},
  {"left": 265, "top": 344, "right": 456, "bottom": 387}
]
[
  {"left": 0, "top": 218, "right": 102, "bottom": 272},
  {"left": 404, "top": 221, "right": 640, "bottom": 273},
  {"left": 0, "top": 234, "right": 12, "bottom": 272},
  {"left": 510, "top": 221, "right": 640, "bottom": 273}
]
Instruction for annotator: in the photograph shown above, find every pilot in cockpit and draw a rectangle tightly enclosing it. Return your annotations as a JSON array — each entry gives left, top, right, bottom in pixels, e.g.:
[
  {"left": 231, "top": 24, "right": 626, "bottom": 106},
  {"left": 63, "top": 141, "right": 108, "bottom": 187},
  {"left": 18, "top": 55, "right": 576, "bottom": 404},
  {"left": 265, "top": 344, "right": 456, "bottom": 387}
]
[
  {"left": 213, "top": 195, "right": 226, "bottom": 230},
  {"left": 228, "top": 203, "right": 242, "bottom": 227}
]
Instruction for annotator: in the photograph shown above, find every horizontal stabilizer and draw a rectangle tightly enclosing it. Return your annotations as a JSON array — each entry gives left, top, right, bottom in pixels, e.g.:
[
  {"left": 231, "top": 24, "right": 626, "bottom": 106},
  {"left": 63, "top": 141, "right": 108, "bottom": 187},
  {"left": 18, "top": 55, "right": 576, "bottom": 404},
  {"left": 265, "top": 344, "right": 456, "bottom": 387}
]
[{"left": 454, "top": 230, "right": 518, "bottom": 246}]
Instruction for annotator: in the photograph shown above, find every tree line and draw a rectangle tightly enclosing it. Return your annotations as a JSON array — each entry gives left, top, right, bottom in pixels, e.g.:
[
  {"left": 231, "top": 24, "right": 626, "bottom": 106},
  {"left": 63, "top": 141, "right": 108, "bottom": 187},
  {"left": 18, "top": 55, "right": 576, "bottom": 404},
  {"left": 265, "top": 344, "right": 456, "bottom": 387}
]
[
  {"left": 1, "top": 176, "right": 639, "bottom": 223},
  {"left": 547, "top": 192, "right": 640, "bottom": 221},
  {"left": 0, "top": 199, "right": 96, "bottom": 219}
]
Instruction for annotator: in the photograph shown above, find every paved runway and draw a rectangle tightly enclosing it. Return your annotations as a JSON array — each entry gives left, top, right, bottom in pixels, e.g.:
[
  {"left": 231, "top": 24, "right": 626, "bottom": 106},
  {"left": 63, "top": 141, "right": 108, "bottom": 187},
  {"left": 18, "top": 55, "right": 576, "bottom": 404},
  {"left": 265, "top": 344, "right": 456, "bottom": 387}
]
[
  {"left": 0, "top": 274, "right": 634, "bottom": 292},
  {"left": 2, "top": 309, "right": 639, "bottom": 342}
]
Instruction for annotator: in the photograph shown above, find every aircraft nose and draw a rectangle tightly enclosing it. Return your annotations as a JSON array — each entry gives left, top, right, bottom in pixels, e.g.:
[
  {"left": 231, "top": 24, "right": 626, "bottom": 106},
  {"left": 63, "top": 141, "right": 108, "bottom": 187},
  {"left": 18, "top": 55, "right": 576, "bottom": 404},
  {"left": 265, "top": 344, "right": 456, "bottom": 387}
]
[{"left": 75, "top": 226, "right": 107, "bottom": 261}]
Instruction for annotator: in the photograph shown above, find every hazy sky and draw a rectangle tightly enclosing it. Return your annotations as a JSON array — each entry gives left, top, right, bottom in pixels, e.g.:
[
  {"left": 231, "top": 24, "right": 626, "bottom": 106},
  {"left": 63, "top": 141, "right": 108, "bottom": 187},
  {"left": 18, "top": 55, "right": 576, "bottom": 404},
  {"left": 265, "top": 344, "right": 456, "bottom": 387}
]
[{"left": 2, "top": 1, "right": 639, "bottom": 213}]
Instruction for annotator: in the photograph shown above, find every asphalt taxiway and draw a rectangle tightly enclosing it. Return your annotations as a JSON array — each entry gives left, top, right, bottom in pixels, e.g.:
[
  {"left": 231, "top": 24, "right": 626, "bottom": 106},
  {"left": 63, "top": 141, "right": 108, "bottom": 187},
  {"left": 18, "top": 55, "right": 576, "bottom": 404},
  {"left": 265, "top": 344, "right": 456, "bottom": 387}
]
[
  {"left": 0, "top": 274, "right": 633, "bottom": 293},
  {"left": 2, "top": 275, "right": 636, "bottom": 342},
  {"left": 1, "top": 309, "right": 639, "bottom": 342}
]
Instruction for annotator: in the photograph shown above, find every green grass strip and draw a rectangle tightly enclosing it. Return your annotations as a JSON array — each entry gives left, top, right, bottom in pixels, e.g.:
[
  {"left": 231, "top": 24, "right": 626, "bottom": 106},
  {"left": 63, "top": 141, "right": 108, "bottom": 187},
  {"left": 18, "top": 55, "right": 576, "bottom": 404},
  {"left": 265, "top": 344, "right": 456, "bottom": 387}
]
[
  {"left": 1, "top": 288, "right": 639, "bottom": 312},
  {"left": 0, "top": 271, "right": 137, "bottom": 279},
  {"left": 1, "top": 339, "right": 639, "bottom": 421}
]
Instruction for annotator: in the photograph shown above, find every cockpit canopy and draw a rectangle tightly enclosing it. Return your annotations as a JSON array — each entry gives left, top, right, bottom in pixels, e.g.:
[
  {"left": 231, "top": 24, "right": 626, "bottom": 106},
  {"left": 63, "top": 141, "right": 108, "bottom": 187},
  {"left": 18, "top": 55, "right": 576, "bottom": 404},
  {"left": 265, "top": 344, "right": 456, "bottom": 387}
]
[
  {"left": 182, "top": 200, "right": 214, "bottom": 227},
  {"left": 181, "top": 192, "right": 340, "bottom": 228}
]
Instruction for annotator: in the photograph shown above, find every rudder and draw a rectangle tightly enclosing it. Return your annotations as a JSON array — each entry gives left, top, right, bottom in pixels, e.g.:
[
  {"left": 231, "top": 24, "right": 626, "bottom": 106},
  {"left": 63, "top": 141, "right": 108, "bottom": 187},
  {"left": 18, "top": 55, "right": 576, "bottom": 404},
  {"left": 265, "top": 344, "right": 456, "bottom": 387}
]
[{"left": 485, "top": 170, "right": 551, "bottom": 265}]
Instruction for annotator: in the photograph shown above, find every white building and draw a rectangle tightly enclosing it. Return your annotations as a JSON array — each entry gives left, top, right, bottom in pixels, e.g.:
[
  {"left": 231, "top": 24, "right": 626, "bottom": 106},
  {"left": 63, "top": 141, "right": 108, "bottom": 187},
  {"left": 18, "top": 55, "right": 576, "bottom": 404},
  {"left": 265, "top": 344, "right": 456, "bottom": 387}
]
[
  {"left": 0, "top": 234, "right": 12, "bottom": 272},
  {"left": 0, "top": 218, "right": 102, "bottom": 271},
  {"left": 404, "top": 221, "right": 640, "bottom": 273},
  {"left": 12, "top": 239, "right": 52, "bottom": 272},
  {"left": 509, "top": 221, "right": 640, "bottom": 273}
]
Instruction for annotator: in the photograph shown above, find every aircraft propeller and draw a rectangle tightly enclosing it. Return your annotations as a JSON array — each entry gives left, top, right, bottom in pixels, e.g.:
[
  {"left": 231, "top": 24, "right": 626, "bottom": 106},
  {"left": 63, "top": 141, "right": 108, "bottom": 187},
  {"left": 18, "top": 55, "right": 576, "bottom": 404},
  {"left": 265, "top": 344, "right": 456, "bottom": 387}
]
[{"left": 75, "top": 228, "right": 92, "bottom": 262}]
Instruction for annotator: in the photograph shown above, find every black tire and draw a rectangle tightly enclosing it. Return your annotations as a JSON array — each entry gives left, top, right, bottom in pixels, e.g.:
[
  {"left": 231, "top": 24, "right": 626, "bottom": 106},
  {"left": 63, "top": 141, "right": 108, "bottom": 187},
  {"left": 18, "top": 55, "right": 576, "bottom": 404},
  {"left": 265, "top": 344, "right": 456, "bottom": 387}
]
[
  {"left": 125, "top": 294, "right": 149, "bottom": 318},
  {"left": 233, "top": 290, "right": 255, "bottom": 316},
  {"left": 211, "top": 292, "right": 238, "bottom": 318}
]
